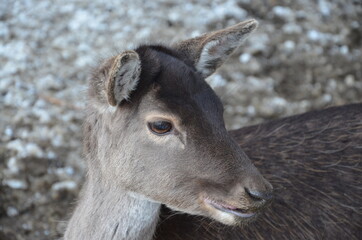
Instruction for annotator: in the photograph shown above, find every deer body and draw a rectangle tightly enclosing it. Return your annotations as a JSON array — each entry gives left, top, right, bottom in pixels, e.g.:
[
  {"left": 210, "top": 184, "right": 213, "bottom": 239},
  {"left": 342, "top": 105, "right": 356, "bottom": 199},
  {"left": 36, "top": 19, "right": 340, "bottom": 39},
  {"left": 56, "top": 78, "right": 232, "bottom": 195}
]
[{"left": 64, "top": 20, "right": 361, "bottom": 239}]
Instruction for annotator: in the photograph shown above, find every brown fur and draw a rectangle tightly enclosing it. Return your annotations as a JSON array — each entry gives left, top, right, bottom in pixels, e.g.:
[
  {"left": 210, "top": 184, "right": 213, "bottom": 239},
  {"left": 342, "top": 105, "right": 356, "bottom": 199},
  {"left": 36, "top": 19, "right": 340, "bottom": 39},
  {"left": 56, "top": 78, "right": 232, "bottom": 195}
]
[{"left": 156, "top": 104, "right": 362, "bottom": 239}]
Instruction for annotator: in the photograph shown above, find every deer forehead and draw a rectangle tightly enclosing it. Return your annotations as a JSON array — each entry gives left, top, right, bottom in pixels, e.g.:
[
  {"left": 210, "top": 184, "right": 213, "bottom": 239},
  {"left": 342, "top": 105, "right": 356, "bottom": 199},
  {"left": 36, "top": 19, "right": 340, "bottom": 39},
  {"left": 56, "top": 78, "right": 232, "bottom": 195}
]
[{"left": 135, "top": 48, "right": 224, "bottom": 122}]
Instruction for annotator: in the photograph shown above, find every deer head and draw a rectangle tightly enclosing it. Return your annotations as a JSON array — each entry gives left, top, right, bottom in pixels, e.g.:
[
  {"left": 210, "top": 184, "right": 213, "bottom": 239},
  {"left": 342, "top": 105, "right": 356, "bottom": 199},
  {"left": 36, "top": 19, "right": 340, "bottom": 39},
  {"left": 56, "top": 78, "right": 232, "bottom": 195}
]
[{"left": 86, "top": 19, "right": 272, "bottom": 226}]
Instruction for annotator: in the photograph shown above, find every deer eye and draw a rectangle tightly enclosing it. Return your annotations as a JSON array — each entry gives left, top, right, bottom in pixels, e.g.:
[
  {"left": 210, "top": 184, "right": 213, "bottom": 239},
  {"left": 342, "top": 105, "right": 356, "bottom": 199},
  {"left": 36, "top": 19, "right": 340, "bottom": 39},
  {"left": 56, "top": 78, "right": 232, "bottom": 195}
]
[{"left": 148, "top": 121, "right": 173, "bottom": 135}]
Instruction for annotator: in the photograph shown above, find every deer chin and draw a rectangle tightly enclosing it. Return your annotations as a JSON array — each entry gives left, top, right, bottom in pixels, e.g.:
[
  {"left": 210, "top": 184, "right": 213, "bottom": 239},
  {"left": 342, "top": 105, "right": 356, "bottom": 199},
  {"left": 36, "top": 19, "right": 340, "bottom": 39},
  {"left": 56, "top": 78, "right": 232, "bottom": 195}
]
[{"left": 202, "top": 197, "right": 258, "bottom": 225}]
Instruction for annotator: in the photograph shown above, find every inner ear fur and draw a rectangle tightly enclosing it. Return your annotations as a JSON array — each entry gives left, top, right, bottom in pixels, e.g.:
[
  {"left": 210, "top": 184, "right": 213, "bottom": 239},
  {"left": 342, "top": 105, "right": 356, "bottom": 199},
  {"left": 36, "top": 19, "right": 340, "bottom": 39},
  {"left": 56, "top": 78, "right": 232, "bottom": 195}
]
[
  {"left": 107, "top": 51, "right": 141, "bottom": 106},
  {"left": 174, "top": 19, "right": 258, "bottom": 78}
]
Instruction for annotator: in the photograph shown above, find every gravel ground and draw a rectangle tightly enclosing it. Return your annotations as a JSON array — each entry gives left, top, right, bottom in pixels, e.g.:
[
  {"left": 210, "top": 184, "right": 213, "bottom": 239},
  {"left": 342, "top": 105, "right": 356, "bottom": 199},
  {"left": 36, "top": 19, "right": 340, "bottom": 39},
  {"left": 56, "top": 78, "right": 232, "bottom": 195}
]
[{"left": 0, "top": 0, "right": 361, "bottom": 239}]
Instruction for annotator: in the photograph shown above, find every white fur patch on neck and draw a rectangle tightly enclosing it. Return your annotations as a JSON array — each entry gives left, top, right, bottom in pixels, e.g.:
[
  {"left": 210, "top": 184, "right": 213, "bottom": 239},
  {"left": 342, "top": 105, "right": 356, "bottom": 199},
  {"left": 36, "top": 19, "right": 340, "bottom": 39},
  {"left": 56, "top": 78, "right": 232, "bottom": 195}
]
[
  {"left": 65, "top": 187, "right": 161, "bottom": 240},
  {"left": 112, "top": 192, "right": 160, "bottom": 240}
]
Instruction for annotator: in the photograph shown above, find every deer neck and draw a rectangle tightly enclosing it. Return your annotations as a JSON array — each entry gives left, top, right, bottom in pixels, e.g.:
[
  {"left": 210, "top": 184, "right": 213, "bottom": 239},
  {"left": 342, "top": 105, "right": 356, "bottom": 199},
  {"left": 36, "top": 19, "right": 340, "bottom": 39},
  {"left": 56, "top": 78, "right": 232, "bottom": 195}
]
[{"left": 64, "top": 178, "right": 161, "bottom": 240}]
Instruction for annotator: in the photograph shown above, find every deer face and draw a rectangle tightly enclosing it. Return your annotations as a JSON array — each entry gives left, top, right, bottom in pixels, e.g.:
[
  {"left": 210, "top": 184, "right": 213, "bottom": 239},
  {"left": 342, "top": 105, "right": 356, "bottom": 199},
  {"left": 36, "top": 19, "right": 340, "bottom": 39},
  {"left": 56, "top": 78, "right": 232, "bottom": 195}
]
[{"left": 88, "top": 20, "right": 272, "bottom": 225}]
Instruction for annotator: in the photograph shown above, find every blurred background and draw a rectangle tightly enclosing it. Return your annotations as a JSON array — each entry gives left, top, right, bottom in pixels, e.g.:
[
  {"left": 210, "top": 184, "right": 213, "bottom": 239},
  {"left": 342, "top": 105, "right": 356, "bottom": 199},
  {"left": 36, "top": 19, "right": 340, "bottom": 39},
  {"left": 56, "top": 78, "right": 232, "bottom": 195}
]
[{"left": 0, "top": 0, "right": 361, "bottom": 239}]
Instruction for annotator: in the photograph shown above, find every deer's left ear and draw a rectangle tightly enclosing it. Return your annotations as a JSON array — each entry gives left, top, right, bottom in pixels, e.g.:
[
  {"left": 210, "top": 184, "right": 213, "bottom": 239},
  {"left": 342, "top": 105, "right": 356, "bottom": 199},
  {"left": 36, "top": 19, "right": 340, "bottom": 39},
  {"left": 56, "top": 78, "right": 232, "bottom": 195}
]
[{"left": 174, "top": 19, "right": 258, "bottom": 78}]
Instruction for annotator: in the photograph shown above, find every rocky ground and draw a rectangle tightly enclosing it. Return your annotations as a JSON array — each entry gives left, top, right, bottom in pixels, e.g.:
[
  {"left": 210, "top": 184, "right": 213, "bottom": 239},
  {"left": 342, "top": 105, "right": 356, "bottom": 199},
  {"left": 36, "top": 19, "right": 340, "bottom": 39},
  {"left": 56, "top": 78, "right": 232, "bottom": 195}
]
[{"left": 0, "top": 0, "right": 361, "bottom": 239}]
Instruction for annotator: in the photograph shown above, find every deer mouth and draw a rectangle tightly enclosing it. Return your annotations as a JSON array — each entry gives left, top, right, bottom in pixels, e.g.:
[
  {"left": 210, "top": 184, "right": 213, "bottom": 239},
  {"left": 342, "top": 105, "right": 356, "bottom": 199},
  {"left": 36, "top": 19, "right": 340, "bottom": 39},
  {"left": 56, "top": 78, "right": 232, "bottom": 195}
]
[{"left": 203, "top": 198, "right": 256, "bottom": 218}]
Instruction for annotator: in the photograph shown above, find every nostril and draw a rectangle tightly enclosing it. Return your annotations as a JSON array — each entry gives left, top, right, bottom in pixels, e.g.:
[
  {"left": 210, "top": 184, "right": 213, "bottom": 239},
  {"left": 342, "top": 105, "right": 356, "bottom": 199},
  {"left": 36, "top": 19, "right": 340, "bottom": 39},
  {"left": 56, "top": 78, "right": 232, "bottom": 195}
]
[{"left": 245, "top": 188, "right": 273, "bottom": 201}]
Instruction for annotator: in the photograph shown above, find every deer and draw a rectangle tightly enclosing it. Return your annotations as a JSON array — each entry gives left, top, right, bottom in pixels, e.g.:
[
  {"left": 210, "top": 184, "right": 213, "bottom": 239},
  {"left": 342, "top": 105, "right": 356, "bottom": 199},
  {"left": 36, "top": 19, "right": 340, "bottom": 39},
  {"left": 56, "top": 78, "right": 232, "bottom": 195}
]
[{"left": 64, "top": 19, "right": 362, "bottom": 239}]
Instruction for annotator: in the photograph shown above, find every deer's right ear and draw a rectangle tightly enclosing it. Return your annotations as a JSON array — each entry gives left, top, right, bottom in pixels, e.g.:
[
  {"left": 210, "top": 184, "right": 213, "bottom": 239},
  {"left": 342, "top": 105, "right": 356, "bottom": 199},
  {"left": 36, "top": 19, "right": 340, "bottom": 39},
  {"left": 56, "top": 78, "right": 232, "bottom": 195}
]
[{"left": 106, "top": 51, "right": 141, "bottom": 106}]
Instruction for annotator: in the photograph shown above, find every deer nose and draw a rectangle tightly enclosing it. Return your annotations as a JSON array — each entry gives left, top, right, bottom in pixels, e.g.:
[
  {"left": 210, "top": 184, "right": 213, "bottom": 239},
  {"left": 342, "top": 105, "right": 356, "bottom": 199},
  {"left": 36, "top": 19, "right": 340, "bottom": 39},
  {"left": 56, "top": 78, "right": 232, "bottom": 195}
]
[
  {"left": 242, "top": 171, "right": 273, "bottom": 203},
  {"left": 245, "top": 187, "right": 273, "bottom": 202}
]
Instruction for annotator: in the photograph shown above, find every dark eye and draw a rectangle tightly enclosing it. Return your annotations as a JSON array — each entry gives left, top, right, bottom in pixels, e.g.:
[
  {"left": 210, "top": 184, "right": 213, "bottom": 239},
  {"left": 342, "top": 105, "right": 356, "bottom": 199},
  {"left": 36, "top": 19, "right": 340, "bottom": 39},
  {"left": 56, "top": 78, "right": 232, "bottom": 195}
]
[{"left": 148, "top": 121, "right": 173, "bottom": 135}]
